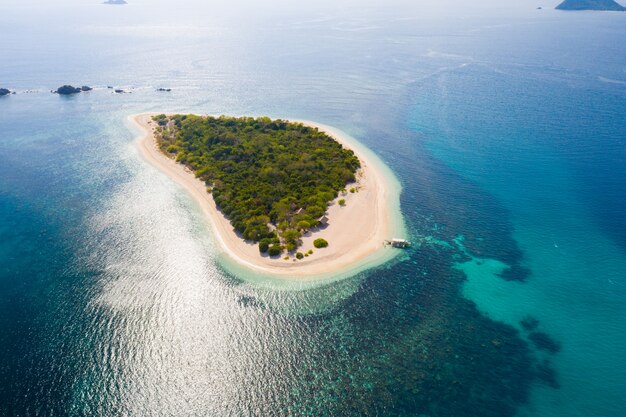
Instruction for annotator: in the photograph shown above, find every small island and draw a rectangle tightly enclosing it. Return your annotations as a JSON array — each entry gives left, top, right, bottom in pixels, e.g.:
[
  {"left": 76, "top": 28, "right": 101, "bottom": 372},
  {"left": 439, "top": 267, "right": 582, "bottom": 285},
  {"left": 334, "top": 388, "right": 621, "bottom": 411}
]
[
  {"left": 54, "top": 85, "right": 92, "bottom": 95},
  {"left": 0, "top": 88, "right": 11, "bottom": 96},
  {"left": 103, "top": 0, "right": 127, "bottom": 5},
  {"left": 556, "top": 0, "right": 625, "bottom": 10},
  {"left": 152, "top": 114, "right": 360, "bottom": 256},
  {"left": 132, "top": 113, "right": 403, "bottom": 277}
]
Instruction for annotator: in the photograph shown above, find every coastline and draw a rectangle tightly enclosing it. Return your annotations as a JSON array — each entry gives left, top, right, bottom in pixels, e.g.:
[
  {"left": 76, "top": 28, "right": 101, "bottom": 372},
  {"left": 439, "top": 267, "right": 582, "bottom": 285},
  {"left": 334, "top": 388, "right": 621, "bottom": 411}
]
[{"left": 130, "top": 113, "right": 405, "bottom": 279}]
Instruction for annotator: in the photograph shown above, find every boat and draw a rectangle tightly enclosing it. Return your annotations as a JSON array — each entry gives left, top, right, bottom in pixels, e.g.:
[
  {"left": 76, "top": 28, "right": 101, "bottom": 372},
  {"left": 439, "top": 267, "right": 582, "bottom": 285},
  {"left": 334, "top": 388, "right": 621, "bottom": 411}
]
[{"left": 384, "top": 238, "right": 411, "bottom": 248}]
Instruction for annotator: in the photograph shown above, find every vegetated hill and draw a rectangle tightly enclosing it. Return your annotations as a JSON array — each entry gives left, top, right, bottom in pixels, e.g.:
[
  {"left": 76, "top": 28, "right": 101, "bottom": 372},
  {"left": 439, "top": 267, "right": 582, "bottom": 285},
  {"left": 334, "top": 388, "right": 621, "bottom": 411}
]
[
  {"left": 153, "top": 114, "right": 360, "bottom": 255},
  {"left": 556, "top": 0, "right": 625, "bottom": 10}
]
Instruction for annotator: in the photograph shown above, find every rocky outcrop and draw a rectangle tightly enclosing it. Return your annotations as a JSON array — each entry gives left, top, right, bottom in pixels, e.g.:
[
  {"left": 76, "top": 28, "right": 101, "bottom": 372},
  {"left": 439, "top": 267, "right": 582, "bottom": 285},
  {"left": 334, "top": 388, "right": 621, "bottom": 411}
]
[
  {"left": 55, "top": 85, "right": 82, "bottom": 95},
  {"left": 54, "top": 85, "right": 92, "bottom": 95}
]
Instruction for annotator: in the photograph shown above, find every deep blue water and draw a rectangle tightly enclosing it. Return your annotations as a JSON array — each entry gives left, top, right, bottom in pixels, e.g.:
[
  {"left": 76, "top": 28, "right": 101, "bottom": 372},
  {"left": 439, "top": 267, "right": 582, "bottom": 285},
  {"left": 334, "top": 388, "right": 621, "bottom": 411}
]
[{"left": 1, "top": 1, "right": 625, "bottom": 416}]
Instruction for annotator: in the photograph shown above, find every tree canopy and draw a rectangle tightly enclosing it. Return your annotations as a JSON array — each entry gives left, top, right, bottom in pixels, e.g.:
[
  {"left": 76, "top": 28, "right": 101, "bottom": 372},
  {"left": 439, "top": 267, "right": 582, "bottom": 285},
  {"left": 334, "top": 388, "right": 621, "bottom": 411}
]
[{"left": 153, "top": 114, "right": 360, "bottom": 255}]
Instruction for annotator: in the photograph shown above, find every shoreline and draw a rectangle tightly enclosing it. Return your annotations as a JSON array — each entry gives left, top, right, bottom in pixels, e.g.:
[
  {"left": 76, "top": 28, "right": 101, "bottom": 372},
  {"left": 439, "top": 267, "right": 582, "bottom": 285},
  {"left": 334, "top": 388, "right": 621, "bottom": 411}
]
[{"left": 130, "top": 113, "right": 405, "bottom": 279}]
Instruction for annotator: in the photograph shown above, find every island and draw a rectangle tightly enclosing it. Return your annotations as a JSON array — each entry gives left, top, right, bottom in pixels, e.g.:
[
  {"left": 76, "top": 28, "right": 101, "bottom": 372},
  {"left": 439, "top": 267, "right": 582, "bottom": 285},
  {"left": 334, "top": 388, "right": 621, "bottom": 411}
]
[
  {"left": 54, "top": 85, "right": 92, "bottom": 95},
  {"left": 0, "top": 88, "right": 11, "bottom": 96},
  {"left": 556, "top": 0, "right": 625, "bottom": 10},
  {"left": 103, "top": 0, "right": 127, "bottom": 5},
  {"left": 132, "top": 113, "right": 404, "bottom": 278}
]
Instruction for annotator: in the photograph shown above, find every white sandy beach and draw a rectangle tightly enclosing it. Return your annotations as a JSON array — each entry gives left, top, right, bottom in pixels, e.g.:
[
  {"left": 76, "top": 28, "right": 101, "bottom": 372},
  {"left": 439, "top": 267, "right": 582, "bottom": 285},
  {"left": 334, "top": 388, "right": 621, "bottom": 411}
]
[{"left": 131, "top": 113, "right": 402, "bottom": 278}]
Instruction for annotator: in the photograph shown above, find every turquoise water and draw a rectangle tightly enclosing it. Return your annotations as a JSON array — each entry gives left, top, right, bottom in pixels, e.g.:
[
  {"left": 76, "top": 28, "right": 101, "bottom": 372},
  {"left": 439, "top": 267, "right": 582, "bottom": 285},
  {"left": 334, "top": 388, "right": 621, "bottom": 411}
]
[{"left": 1, "top": 1, "right": 625, "bottom": 415}]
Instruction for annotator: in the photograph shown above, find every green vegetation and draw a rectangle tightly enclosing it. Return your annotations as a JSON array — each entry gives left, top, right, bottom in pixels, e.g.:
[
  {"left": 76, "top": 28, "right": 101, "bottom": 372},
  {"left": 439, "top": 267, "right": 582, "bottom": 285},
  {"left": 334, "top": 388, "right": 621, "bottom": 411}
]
[
  {"left": 338, "top": 198, "right": 346, "bottom": 206},
  {"left": 153, "top": 114, "right": 360, "bottom": 256},
  {"left": 296, "top": 252, "right": 304, "bottom": 260},
  {"left": 314, "top": 238, "right": 329, "bottom": 248},
  {"left": 268, "top": 245, "right": 282, "bottom": 257}
]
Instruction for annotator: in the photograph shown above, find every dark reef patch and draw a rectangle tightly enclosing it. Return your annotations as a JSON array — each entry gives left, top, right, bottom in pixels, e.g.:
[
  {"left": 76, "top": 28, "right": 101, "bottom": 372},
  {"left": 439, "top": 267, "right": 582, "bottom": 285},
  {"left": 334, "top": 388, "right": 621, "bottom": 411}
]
[
  {"left": 520, "top": 316, "right": 540, "bottom": 332},
  {"left": 275, "top": 242, "right": 538, "bottom": 416},
  {"left": 529, "top": 331, "right": 561, "bottom": 354},
  {"left": 498, "top": 264, "right": 531, "bottom": 282},
  {"left": 535, "top": 360, "right": 560, "bottom": 389}
]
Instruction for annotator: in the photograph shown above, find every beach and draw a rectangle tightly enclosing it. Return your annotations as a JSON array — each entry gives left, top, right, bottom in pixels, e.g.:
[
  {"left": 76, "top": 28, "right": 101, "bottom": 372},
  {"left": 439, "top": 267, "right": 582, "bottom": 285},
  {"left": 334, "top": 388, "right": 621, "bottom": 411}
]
[{"left": 131, "top": 113, "right": 403, "bottom": 278}]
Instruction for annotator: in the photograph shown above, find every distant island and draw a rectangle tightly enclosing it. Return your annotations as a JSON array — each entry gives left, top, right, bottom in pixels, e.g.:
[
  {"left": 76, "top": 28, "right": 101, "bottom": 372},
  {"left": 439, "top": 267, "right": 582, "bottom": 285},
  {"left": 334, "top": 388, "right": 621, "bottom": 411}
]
[
  {"left": 556, "top": 0, "right": 625, "bottom": 10},
  {"left": 103, "top": 0, "right": 127, "bottom": 4},
  {"left": 0, "top": 88, "right": 11, "bottom": 96},
  {"left": 54, "top": 85, "right": 92, "bottom": 95},
  {"left": 133, "top": 113, "right": 404, "bottom": 277}
]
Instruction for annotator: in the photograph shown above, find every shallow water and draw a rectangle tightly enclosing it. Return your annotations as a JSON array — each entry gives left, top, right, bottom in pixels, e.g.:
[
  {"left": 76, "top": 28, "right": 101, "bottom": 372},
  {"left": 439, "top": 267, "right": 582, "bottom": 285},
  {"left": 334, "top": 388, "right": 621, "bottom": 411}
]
[{"left": 1, "top": 1, "right": 625, "bottom": 415}]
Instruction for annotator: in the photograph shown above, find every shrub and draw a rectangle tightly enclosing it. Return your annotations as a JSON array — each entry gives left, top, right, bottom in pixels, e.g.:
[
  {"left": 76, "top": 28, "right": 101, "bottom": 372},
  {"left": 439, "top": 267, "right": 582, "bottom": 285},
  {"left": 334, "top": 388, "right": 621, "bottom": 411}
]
[
  {"left": 313, "top": 238, "right": 328, "bottom": 248},
  {"left": 258, "top": 238, "right": 270, "bottom": 253},
  {"left": 349, "top": 187, "right": 356, "bottom": 193},
  {"left": 338, "top": 198, "right": 346, "bottom": 206},
  {"left": 268, "top": 244, "right": 281, "bottom": 257},
  {"left": 296, "top": 252, "right": 304, "bottom": 259},
  {"left": 296, "top": 220, "right": 310, "bottom": 231}
]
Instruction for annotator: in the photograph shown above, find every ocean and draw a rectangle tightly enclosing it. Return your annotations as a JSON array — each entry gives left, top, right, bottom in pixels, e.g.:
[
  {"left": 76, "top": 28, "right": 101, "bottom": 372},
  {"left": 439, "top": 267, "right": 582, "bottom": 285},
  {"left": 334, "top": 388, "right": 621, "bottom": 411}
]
[{"left": 1, "top": 0, "right": 625, "bottom": 415}]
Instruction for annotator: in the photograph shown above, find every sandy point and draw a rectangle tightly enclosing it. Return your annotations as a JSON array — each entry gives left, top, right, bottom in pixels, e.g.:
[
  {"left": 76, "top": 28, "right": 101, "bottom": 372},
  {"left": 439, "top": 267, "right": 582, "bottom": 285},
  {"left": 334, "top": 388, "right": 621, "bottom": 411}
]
[{"left": 130, "top": 112, "right": 406, "bottom": 279}]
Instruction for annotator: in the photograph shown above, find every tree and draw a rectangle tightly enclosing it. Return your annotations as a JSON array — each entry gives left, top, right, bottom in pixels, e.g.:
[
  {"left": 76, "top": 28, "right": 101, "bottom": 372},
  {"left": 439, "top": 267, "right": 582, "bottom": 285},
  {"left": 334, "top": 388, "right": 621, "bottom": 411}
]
[
  {"left": 268, "top": 244, "right": 281, "bottom": 257},
  {"left": 296, "top": 220, "right": 310, "bottom": 231},
  {"left": 258, "top": 239, "right": 270, "bottom": 253}
]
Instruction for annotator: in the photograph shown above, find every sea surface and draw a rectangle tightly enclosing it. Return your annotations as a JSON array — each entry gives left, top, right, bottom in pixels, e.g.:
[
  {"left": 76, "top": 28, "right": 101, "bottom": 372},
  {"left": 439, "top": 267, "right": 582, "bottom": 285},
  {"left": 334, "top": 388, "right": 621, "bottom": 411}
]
[{"left": 1, "top": 0, "right": 625, "bottom": 416}]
